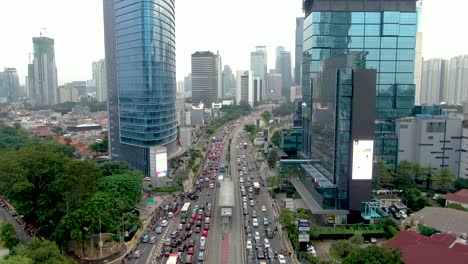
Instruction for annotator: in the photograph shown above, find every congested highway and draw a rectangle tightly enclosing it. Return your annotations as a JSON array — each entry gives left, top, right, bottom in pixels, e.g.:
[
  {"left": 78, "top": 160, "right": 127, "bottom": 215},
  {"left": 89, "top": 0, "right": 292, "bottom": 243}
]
[
  {"left": 232, "top": 126, "right": 290, "bottom": 264},
  {"left": 124, "top": 120, "right": 238, "bottom": 264}
]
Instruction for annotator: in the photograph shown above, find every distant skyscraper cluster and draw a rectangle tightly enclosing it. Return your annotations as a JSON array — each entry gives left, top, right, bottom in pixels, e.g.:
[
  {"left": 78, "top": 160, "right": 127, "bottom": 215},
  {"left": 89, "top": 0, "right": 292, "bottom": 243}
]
[
  {"left": 0, "top": 68, "right": 20, "bottom": 103},
  {"left": 420, "top": 55, "right": 468, "bottom": 106},
  {"left": 27, "top": 36, "right": 58, "bottom": 106}
]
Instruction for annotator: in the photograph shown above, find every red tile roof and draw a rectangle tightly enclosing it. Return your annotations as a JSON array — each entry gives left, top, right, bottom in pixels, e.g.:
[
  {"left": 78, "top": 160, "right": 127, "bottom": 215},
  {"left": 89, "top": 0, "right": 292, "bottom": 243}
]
[
  {"left": 445, "top": 189, "right": 468, "bottom": 204},
  {"left": 384, "top": 230, "right": 468, "bottom": 264}
]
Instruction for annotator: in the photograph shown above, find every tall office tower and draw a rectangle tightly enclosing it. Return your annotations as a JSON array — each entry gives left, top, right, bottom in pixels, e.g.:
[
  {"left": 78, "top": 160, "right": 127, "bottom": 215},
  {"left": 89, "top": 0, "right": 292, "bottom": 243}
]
[
  {"left": 275, "top": 46, "right": 285, "bottom": 70},
  {"left": 302, "top": 0, "right": 418, "bottom": 169},
  {"left": 295, "top": 17, "right": 304, "bottom": 86},
  {"left": 191, "top": 51, "right": 220, "bottom": 107},
  {"left": 222, "top": 65, "right": 236, "bottom": 98},
  {"left": 414, "top": 1, "right": 423, "bottom": 105},
  {"left": 104, "top": 0, "right": 177, "bottom": 177},
  {"left": 216, "top": 51, "right": 223, "bottom": 100},
  {"left": 29, "top": 36, "right": 58, "bottom": 106},
  {"left": 250, "top": 46, "right": 268, "bottom": 100},
  {"left": 184, "top": 73, "right": 192, "bottom": 95},
  {"left": 0, "top": 68, "right": 20, "bottom": 103},
  {"left": 177, "top": 80, "right": 184, "bottom": 95},
  {"left": 302, "top": 52, "right": 376, "bottom": 214},
  {"left": 267, "top": 69, "right": 282, "bottom": 100},
  {"left": 421, "top": 59, "right": 447, "bottom": 105},
  {"left": 445, "top": 55, "right": 468, "bottom": 106},
  {"left": 236, "top": 70, "right": 253, "bottom": 106},
  {"left": 253, "top": 77, "right": 263, "bottom": 104},
  {"left": 92, "top": 59, "right": 107, "bottom": 102},
  {"left": 276, "top": 49, "right": 292, "bottom": 98}
]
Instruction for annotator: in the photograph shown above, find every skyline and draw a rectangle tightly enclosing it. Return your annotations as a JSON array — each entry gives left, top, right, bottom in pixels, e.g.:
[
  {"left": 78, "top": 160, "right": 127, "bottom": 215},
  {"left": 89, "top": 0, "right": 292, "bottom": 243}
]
[{"left": 0, "top": 0, "right": 467, "bottom": 85}]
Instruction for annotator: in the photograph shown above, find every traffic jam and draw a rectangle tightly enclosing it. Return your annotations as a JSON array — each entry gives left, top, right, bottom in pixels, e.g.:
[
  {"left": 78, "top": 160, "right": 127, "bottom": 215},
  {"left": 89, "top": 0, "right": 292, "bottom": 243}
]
[{"left": 144, "top": 125, "right": 231, "bottom": 264}]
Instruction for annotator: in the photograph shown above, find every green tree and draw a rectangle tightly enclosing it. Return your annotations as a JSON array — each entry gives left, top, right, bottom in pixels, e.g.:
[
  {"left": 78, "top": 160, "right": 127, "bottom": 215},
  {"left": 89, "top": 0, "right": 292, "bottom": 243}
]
[
  {"left": 375, "top": 217, "right": 399, "bottom": 238},
  {"left": 261, "top": 111, "right": 272, "bottom": 125},
  {"left": 453, "top": 178, "right": 468, "bottom": 192},
  {"left": 89, "top": 143, "right": 101, "bottom": 156},
  {"left": 51, "top": 126, "right": 63, "bottom": 136},
  {"left": 99, "top": 161, "right": 131, "bottom": 176},
  {"left": 434, "top": 168, "right": 456, "bottom": 191},
  {"left": 394, "top": 161, "right": 416, "bottom": 190},
  {"left": 271, "top": 130, "right": 281, "bottom": 147},
  {"left": 349, "top": 232, "right": 364, "bottom": 245},
  {"left": 330, "top": 241, "right": 357, "bottom": 260},
  {"left": 99, "top": 171, "right": 142, "bottom": 209},
  {"left": 404, "top": 188, "right": 429, "bottom": 211},
  {"left": 63, "top": 137, "right": 72, "bottom": 146},
  {"left": 272, "top": 102, "right": 294, "bottom": 117},
  {"left": 0, "top": 223, "right": 20, "bottom": 250},
  {"left": 14, "top": 238, "right": 77, "bottom": 264},
  {"left": 279, "top": 208, "right": 295, "bottom": 227},
  {"left": 267, "top": 149, "right": 278, "bottom": 168},
  {"left": 418, "top": 225, "right": 439, "bottom": 237},
  {"left": 342, "top": 245, "right": 404, "bottom": 264},
  {"left": 374, "top": 160, "right": 388, "bottom": 189},
  {"left": 0, "top": 256, "right": 34, "bottom": 264}
]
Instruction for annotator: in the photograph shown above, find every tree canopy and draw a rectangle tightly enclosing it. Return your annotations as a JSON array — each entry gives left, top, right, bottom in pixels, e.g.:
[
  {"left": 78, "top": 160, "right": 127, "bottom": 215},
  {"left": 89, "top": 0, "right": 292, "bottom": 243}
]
[
  {"left": 342, "top": 245, "right": 404, "bottom": 264},
  {"left": 271, "top": 130, "right": 281, "bottom": 147},
  {"left": 12, "top": 238, "right": 77, "bottom": 264},
  {"left": 272, "top": 102, "right": 294, "bottom": 116}
]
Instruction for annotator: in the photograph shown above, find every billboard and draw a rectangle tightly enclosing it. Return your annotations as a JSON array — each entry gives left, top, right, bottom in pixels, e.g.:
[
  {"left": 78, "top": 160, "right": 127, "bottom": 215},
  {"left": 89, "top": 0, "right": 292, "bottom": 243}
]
[
  {"left": 298, "top": 220, "right": 310, "bottom": 242},
  {"left": 155, "top": 147, "right": 168, "bottom": 177},
  {"left": 352, "top": 140, "right": 374, "bottom": 180}
]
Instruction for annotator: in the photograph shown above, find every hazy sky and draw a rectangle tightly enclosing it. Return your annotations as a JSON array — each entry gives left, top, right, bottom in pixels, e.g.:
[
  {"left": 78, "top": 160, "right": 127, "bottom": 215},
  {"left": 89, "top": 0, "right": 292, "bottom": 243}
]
[{"left": 0, "top": 0, "right": 467, "bottom": 85}]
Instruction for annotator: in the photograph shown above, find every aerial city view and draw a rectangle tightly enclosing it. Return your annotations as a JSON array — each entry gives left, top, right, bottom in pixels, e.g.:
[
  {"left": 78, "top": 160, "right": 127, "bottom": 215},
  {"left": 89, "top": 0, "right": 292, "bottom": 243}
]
[{"left": 0, "top": 0, "right": 468, "bottom": 263}]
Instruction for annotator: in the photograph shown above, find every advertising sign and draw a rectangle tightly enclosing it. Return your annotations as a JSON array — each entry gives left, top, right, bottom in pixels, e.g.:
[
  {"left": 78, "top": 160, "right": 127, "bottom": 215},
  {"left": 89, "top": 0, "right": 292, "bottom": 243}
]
[
  {"left": 298, "top": 220, "right": 310, "bottom": 242},
  {"left": 155, "top": 147, "right": 168, "bottom": 177},
  {"left": 352, "top": 140, "right": 374, "bottom": 180}
]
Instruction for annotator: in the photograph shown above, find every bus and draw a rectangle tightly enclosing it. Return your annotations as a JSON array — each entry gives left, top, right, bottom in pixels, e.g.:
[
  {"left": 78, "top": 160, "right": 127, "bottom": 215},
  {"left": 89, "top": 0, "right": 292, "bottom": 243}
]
[
  {"left": 253, "top": 181, "right": 261, "bottom": 194},
  {"left": 219, "top": 163, "right": 225, "bottom": 173},
  {"left": 166, "top": 253, "right": 179, "bottom": 264},
  {"left": 180, "top": 202, "right": 191, "bottom": 218}
]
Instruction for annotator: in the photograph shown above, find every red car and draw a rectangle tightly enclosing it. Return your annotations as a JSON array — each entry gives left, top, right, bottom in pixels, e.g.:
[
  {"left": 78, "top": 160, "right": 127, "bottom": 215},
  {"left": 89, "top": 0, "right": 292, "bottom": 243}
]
[
  {"left": 202, "top": 230, "right": 208, "bottom": 237},
  {"left": 187, "top": 246, "right": 195, "bottom": 255},
  {"left": 191, "top": 213, "right": 197, "bottom": 220},
  {"left": 188, "top": 239, "right": 195, "bottom": 248},
  {"left": 185, "top": 224, "right": 192, "bottom": 231},
  {"left": 195, "top": 226, "right": 201, "bottom": 233},
  {"left": 196, "top": 214, "right": 203, "bottom": 221}
]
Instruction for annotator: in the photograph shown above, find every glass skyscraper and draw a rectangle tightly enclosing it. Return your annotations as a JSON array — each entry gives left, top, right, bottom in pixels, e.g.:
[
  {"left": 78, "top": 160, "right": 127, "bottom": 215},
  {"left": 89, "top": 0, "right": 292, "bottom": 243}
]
[
  {"left": 104, "top": 0, "right": 177, "bottom": 175},
  {"left": 302, "top": 0, "right": 418, "bottom": 168}
]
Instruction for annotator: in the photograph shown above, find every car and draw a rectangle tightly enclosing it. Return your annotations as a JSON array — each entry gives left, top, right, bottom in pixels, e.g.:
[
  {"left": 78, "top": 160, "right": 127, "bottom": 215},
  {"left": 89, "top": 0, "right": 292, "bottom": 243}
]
[
  {"left": 178, "top": 244, "right": 186, "bottom": 252},
  {"left": 209, "top": 183, "right": 215, "bottom": 188},
  {"left": 278, "top": 254, "right": 287, "bottom": 264},
  {"left": 204, "top": 223, "right": 210, "bottom": 230},
  {"left": 155, "top": 226, "right": 163, "bottom": 234},
  {"left": 263, "top": 217, "right": 270, "bottom": 226},
  {"left": 257, "top": 247, "right": 265, "bottom": 259},
  {"left": 266, "top": 228, "right": 273, "bottom": 239},
  {"left": 245, "top": 226, "right": 252, "bottom": 235},
  {"left": 267, "top": 248, "right": 274, "bottom": 260},
  {"left": 196, "top": 219, "right": 202, "bottom": 226},
  {"left": 252, "top": 218, "right": 259, "bottom": 227},
  {"left": 163, "top": 238, "right": 171, "bottom": 246},
  {"left": 163, "top": 247, "right": 172, "bottom": 257},
  {"left": 170, "top": 239, "right": 180, "bottom": 247},
  {"left": 185, "top": 223, "right": 192, "bottom": 231},
  {"left": 149, "top": 236, "right": 157, "bottom": 244},
  {"left": 252, "top": 210, "right": 257, "bottom": 218},
  {"left": 180, "top": 217, "right": 187, "bottom": 224},
  {"left": 399, "top": 210, "right": 408, "bottom": 219},
  {"left": 249, "top": 187, "right": 253, "bottom": 193},
  {"left": 264, "top": 238, "right": 271, "bottom": 248},
  {"left": 250, "top": 200, "right": 255, "bottom": 207},
  {"left": 181, "top": 233, "right": 187, "bottom": 241},
  {"left": 245, "top": 218, "right": 250, "bottom": 228},
  {"left": 370, "top": 237, "right": 378, "bottom": 244},
  {"left": 198, "top": 251, "right": 205, "bottom": 262},
  {"left": 246, "top": 240, "right": 253, "bottom": 250},
  {"left": 168, "top": 212, "right": 174, "bottom": 218},
  {"left": 141, "top": 234, "right": 150, "bottom": 243},
  {"left": 200, "top": 236, "right": 206, "bottom": 246},
  {"left": 195, "top": 226, "right": 201, "bottom": 233},
  {"left": 205, "top": 211, "right": 211, "bottom": 217},
  {"left": 188, "top": 239, "right": 195, "bottom": 248},
  {"left": 261, "top": 206, "right": 267, "bottom": 212},
  {"left": 184, "top": 254, "right": 194, "bottom": 264},
  {"left": 187, "top": 246, "right": 195, "bottom": 255},
  {"left": 202, "top": 230, "right": 208, "bottom": 237},
  {"left": 133, "top": 249, "right": 142, "bottom": 258},
  {"left": 240, "top": 178, "right": 244, "bottom": 183},
  {"left": 177, "top": 223, "right": 184, "bottom": 231},
  {"left": 204, "top": 217, "right": 210, "bottom": 224},
  {"left": 196, "top": 214, "right": 203, "bottom": 221},
  {"left": 191, "top": 213, "right": 197, "bottom": 220},
  {"left": 198, "top": 209, "right": 203, "bottom": 215},
  {"left": 144, "top": 177, "right": 151, "bottom": 181},
  {"left": 161, "top": 220, "right": 168, "bottom": 227},
  {"left": 170, "top": 231, "right": 179, "bottom": 238},
  {"left": 254, "top": 231, "right": 261, "bottom": 240},
  {"left": 243, "top": 197, "right": 247, "bottom": 203},
  {"left": 307, "top": 244, "right": 317, "bottom": 257}
]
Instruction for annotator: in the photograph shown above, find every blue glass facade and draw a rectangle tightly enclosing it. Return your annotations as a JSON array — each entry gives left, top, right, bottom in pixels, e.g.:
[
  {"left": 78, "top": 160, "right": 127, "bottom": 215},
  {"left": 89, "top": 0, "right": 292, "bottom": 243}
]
[
  {"left": 115, "top": 0, "right": 177, "bottom": 147},
  {"left": 303, "top": 10, "right": 417, "bottom": 168}
]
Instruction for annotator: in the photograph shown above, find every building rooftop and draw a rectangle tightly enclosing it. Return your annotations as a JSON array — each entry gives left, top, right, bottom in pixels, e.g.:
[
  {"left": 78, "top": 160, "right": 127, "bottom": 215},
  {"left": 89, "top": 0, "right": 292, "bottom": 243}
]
[
  {"left": 445, "top": 189, "right": 468, "bottom": 204},
  {"left": 412, "top": 207, "right": 468, "bottom": 237},
  {"left": 384, "top": 230, "right": 468, "bottom": 264}
]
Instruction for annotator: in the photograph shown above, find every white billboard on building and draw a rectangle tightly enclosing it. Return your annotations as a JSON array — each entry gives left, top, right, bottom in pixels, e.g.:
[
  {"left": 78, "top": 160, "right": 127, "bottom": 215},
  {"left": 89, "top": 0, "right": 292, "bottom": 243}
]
[
  {"left": 155, "top": 147, "right": 168, "bottom": 177},
  {"left": 352, "top": 140, "right": 374, "bottom": 180}
]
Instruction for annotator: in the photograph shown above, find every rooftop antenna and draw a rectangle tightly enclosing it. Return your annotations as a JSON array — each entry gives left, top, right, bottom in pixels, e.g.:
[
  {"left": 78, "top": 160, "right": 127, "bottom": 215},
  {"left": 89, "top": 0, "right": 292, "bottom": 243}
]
[{"left": 40, "top": 28, "right": 47, "bottom": 37}]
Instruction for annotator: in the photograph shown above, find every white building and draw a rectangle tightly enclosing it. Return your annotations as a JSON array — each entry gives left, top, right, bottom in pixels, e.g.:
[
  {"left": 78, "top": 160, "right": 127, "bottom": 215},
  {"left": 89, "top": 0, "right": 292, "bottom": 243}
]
[
  {"left": 460, "top": 122, "right": 468, "bottom": 179},
  {"left": 92, "top": 59, "right": 107, "bottom": 102},
  {"left": 250, "top": 46, "right": 267, "bottom": 100},
  {"left": 236, "top": 70, "right": 253, "bottom": 107},
  {"left": 421, "top": 59, "right": 447, "bottom": 105},
  {"left": 396, "top": 113, "right": 465, "bottom": 177}
]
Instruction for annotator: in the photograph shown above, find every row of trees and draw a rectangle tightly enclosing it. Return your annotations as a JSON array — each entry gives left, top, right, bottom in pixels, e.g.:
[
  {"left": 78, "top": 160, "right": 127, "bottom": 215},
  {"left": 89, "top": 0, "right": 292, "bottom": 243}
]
[
  {"left": 0, "top": 125, "right": 143, "bottom": 254},
  {"left": 374, "top": 160, "right": 457, "bottom": 192},
  {"left": 206, "top": 103, "right": 252, "bottom": 134}
]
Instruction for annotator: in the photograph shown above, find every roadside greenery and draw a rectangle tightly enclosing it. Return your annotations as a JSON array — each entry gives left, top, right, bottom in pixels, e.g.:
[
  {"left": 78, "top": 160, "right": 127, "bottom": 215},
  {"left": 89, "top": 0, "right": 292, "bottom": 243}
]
[
  {"left": 152, "top": 181, "right": 183, "bottom": 194},
  {"left": 418, "top": 225, "right": 439, "bottom": 237},
  {"left": 270, "top": 130, "right": 281, "bottom": 147},
  {"left": 0, "top": 223, "right": 19, "bottom": 250},
  {"left": 244, "top": 124, "right": 258, "bottom": 142},
  {"left": 342, "top": 245, "right": 404, "bottom": 264},
  {"left": 261, "top": 110, "right": 272, "bottom": 124},
  {"left": 206, "top": 103, "right": 252, "bottom": 135},
  {"left": 5, "top": 238, "right": 77, "bottom": 264},
  {"left": 89, "top": 134, "right": 108, "bottom": 155},
  {"left": 447, "top": 203, "right": 467, "bottom": 211}
]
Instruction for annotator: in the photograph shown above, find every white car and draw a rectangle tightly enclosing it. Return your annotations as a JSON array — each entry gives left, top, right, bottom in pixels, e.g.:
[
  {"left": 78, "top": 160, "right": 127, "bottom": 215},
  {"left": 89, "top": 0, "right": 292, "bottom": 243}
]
[
  {"left": 200, "top": 236, "right": 206, "bottom": 246},
  {"left": 254, "top": 231, "right": 261, "bottom": 240},
  {"left": 133, "top": 250, "right": 142, "bottom": 258},
  {"left": 240, "top": 177, "right": 244, "bottom": 183},
  {"left": 144, "top": 177, "right": 151, "bottom": 181},
  {"left": 278, "top": 254, "right": 286, "bottom": 264},
  {"left": 252, "top": 218, "right": 259, "bottom": 227},
  {"left": 243, "top": 197, "right": 247, "bottom": 203},
  {"left": 399, "top": 210, "right": 408, "bottom": 219},
  {"left": 250, "top": 199, "right": 255, "bottom": 207},
  {"left": 168, "top": 212, "right": 173, "bottom": 218},
  {"left": 261, "top": 206, "right": 267, "bottom": 212},
  {"left": 264, "top": 238, "right": 270, "bottom": 248},
  {"left": 246, "top": 240, "right": 253, "bottom": 250},
  {"left": 160, "top": 219, "right": 168, "bottom": 227}
]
